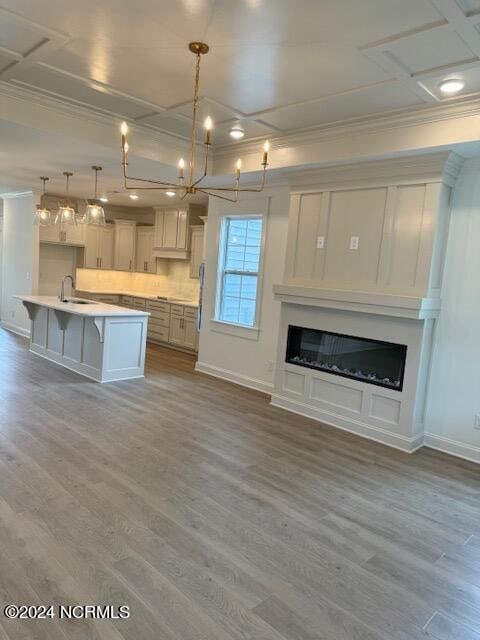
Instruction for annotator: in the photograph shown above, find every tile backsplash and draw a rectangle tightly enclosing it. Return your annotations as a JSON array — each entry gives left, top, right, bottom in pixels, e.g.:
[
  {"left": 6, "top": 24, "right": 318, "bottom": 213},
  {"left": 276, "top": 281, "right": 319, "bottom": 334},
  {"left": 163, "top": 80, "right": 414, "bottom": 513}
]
[{"left": 76, "top": 259, "right": 199, "bottom": 301}]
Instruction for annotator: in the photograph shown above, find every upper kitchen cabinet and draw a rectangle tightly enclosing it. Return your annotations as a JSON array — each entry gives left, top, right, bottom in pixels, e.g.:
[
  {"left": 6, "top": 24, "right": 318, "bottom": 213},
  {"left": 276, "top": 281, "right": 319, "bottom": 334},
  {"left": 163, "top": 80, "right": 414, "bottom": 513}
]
[
  {"left": 84, "top": 224, "right": 114, "bottom": 269},
  {"left": 39, "top": 217, "right": 86, "bottom": 246},
  {"left": 136, "top": 226, "right": 156, "bottom": 274},
  {"left": 154, "top": 208, "right": 189, "bottom": 259},
  {"left": 189, "top": 225, "right": 204, "bottom": 279},
  {"left": 114, "top": 220, "right": 136, "bottom": 271}
]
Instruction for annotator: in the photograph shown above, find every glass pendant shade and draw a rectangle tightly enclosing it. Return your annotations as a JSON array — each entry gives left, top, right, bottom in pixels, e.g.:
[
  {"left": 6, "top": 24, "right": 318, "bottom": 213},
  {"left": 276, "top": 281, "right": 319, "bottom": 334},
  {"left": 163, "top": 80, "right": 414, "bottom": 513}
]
[
  {"left": 81, "top": 166, "right": 106, "bottom": 225},
  {"left": 34, "top": 177, "right": 53, "bottom": 226},
  {"left": 83, "top": 202, "right": 106, "bottom": 226},
  {"left": 34, "top": 204, "right": 53, "bottom": 226},
  {"left": 56, "top": 204, "right": 77, "bottom": 227},
  {"left": 56, "top": 171, "right": 77, "bottom": 227}
]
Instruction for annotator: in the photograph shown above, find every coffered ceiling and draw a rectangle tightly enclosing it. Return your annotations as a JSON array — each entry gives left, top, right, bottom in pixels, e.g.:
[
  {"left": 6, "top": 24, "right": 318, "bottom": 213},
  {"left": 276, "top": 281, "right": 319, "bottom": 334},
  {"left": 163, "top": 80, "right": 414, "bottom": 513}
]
[{"left": 2, "top": 0, "right": 480, "bottom": 147}]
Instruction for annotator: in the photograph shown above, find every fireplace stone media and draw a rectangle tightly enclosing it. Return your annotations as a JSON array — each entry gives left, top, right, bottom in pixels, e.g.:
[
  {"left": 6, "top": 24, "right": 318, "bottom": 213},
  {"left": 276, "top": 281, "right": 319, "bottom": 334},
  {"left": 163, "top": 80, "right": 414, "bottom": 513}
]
[{"left": 286, "top": 326, "right": 407, "bottom": 391}]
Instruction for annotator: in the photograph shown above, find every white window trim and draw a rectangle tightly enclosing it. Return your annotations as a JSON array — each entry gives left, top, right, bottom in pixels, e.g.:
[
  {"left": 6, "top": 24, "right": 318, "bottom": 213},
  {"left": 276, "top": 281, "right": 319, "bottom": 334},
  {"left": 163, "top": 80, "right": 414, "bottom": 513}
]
[{"left": 210, "top": 210, "right": 268, "bottom": 340}]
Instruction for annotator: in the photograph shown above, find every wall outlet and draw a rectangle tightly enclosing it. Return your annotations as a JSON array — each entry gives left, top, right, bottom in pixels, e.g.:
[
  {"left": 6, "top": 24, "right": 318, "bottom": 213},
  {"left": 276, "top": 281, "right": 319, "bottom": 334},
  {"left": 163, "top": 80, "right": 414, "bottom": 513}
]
[
  {"left": 474, "top": 414, "right": 480, "bottom": 429},
  {"left": 317, "top": 236, "right": 325, "bottom": 249},
  {"left": 350, "top": 236, "right": 359, "bottom": 250}
]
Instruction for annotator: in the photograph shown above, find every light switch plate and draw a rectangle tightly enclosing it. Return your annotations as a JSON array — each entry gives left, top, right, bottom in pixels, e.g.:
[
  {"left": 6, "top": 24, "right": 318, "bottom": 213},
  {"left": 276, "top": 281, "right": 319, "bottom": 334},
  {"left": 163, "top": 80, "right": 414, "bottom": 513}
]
[
  {"left": 350, "top": 236, "right": 359, "bottom": 250},
  {"left": 317, "top": 236, "right": 325, "bottom": 249}
]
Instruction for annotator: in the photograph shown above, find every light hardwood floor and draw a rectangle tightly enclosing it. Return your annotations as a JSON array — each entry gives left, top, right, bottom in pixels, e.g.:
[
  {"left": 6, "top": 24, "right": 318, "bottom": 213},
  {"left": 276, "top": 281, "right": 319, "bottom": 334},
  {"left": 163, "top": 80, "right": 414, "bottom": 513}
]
[{"left": 0, "top": 328, "right": 479, "bottom": 640}]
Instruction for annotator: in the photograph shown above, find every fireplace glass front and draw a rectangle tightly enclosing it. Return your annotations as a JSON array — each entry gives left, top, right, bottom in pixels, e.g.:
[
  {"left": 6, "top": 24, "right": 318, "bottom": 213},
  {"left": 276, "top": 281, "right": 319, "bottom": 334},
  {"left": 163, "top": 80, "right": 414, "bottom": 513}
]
[{"left": 286, "top": 326, "right": 407, "bottom": 391}]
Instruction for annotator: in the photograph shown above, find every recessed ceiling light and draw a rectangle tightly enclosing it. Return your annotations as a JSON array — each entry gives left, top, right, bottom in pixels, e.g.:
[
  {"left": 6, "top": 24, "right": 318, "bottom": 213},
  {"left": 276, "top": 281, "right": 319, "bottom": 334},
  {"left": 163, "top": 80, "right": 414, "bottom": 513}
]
[
  {"left": 229, "top": 124, "right": 245, "bottom": 140},
  {"left": 166, "top": 190, "right": 176, "bottom": 197},
  {"left": 100, "top": 196, "right": 108, "bottom": 203},
  {"left": 439, "top": 78, "right": 465, "bottom": 95},
  {"left": 129, "top": 193, "right": 139, "bottom": 200}
]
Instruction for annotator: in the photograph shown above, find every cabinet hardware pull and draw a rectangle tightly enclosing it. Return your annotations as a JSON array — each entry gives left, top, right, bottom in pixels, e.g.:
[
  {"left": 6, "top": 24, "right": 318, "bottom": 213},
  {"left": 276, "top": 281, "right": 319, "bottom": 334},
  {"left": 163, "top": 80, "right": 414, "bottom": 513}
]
[{"left": 100, "top": 257, "right": 102, "bottom": 268}]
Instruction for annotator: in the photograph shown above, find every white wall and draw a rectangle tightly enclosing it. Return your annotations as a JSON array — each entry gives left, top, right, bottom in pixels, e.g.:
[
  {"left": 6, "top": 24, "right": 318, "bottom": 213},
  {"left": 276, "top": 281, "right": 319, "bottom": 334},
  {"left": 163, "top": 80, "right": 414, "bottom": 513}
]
[
  {"left": 39, "top": 243, "right": 77, "bottom": 295},
  {"left": 1, "top": 193, "right": 39, "bottom": 336},
  {"left": 196, "top": 186, "right": 290, "bottom": 392},
  {"left": 425, "top": 158, "right": 480, "bottom": 463},
  {"left": 0, "top": 202, "right": 3, "bottom": 318}
]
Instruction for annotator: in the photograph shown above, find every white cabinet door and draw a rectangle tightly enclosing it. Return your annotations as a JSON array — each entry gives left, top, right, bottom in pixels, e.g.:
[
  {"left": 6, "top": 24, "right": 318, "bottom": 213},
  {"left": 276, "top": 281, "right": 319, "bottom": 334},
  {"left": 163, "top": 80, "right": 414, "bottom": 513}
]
[
  {"left": 40, "top": 220, "right": 85, "bottom": 246},
  {"left": 168, "top": 315, "right": 184, "bottom": 346},
  {"left": 114, "top": 220, "right": 136, "bottom": 271},
  {"left": 65, "top": 222, "right": 86, "bottom": 246},
  {"left": 136, "top": 227, "right": 155, "bottom": 273},
  {"left": 39, "top": 224, "right": 60, "bottom": 243},
  {"left": 162, "top": 209, "right": 178, "bottom": 248},
  {"left": 85, "top": 226, "right": 100, "bottom": 268},
  {"left": 189, "top": 226, "right": 204, "bottom": 278},
  {"left": 85, "top": 225, "right": 113, "bottom": 269},
  {"left": 176, "top": 209, "right": 188, "bottom": 249},
  {"left": 154, "top": 209, "right": 164, "bottom": 248},
  {"left": 99, "top": 226, "right": 114, "bottom": 269},
  {"left": 183, "top": 317, "right": 197, "bottom": 350}
]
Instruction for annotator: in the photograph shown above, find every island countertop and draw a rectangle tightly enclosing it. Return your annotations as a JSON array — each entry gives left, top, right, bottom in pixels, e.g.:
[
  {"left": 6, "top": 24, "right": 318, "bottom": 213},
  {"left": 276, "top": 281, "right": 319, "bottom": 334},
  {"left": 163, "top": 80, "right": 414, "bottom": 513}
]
[{"left": 16, "top": 295, "right": 150, "bottom": 317}]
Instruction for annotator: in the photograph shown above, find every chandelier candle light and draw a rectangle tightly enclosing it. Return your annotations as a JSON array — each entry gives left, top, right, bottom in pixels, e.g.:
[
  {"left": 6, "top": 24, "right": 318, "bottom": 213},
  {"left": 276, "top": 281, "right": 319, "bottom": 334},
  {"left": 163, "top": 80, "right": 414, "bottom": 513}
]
[
  {"left": 34, "top": 177, "right": 53, "bottom": 226},
  {"left": 120, "top": 42, "right": 270, "bottom": 202},
  {"left": 82, "top": 166, "right": 106, "bottom": 226},
  {"left": 56, "top": 171, "right": 77, "bottom": 227}
]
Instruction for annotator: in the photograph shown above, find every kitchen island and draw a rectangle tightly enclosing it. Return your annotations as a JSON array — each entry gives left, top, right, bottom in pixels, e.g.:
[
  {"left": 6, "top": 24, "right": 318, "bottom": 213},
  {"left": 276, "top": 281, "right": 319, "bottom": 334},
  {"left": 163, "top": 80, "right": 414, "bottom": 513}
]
[{"left": 16, "top": 296, "right": 149, "bottom": 382}]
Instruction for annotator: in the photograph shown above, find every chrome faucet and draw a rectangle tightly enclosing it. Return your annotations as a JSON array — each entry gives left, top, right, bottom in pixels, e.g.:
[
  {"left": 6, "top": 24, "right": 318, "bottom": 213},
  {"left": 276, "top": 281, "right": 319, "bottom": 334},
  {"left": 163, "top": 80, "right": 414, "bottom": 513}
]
[{"left": 59, "top": 275, "right": 75, "bottom": 302}]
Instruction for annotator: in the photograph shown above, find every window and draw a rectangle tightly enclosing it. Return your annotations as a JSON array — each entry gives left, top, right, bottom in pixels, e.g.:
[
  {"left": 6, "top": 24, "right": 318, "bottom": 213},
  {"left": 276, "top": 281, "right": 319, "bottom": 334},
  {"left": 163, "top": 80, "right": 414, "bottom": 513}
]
[{"left": 215, "top": 215, "right": 263, "bottom": 327}]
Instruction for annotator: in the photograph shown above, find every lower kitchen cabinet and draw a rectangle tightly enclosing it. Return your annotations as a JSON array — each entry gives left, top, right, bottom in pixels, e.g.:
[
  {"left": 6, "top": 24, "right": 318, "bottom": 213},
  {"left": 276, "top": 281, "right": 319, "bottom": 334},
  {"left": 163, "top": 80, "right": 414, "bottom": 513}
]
[
  {"left": 168, "top": 306, "right": 198, "bottom": 351},
  {"left": 120, "top": 297, "right": 199, "bottom": 352}
]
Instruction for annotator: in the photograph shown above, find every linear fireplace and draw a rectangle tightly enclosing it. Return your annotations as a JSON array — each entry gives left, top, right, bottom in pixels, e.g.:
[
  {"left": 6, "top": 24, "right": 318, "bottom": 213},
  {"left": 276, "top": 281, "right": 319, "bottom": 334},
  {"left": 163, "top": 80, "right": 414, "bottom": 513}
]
[{"left": 286, "top": 325, "right": 407, "bottom": 391}]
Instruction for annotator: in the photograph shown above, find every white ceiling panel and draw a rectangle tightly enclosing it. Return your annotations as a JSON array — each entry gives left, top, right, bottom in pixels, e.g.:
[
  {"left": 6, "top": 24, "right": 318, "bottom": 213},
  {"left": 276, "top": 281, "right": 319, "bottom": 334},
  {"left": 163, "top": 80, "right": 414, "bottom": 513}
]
[
  {"left": 0, "top": 13, "right": 48, "bottom": 56},
  {"left": 203, "top": 43, "right": 392, "bottom": 114},
  {"left": 138, "top": 113, "right": 193, "bottom": 138},
  {"left": 386, "top": 29, "right": 476, "bottom": 75},
  {"left": 172, "top": 98, "right": 238, "bottom": 125},
  {"left": 11, "top": 66, "right": 157, "bottom": 119},
  {"left": 261, "top": 82, "right": 424, "bottom": 131},
  {"left": 1, "top": 0, "right": 480, "bottom": 147},
  {"left": 0, "top": 52, "right": 18, "bottom": 75},
  {"left": 455, "top": 0, "right": 480, "bottom": 16},
  {"left": 204, "top": 0, "right": 444, "bottom": 47}
]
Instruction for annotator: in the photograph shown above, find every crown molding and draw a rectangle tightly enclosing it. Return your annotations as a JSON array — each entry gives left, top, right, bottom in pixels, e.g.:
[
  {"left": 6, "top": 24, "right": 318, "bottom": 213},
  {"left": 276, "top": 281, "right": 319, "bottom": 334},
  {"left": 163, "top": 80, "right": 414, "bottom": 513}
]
[
  {"left": 285, "top": 151, "right": 464, "bottom": 191},
  {"left": 0, "top": 81, "right": 192, "bottom": 155},
  {"left": 0, "top": 190, "right": 34, "bottom": 199},
  {"left": 214, "top": 96, "right": 480, "bottom": 159}
]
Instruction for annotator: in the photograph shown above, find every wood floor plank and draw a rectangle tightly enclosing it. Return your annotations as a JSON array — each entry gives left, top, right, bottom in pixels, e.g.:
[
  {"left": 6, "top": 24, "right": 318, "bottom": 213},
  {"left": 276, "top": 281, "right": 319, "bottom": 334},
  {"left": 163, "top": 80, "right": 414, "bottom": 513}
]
[
  {"left": 425, "top": 612, "right": 480, "bottom": 640},
  {"left": 0, "top": 329, "right": 480, "bottom": 640}
]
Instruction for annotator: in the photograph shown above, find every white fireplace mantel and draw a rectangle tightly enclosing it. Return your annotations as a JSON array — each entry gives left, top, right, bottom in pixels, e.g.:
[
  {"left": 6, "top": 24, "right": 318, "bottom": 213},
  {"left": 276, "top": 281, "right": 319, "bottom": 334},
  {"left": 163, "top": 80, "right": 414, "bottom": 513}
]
[
  {"left": 273, "top": 284, "right": 441, "bottom": 320},
  {"left": 271, "top": 152, "right": 462, "bottom": 453}
]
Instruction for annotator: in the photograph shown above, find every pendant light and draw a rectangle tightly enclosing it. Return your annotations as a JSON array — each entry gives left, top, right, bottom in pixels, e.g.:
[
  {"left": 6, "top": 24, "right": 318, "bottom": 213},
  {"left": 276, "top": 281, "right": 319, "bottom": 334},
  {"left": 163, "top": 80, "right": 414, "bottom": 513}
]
[
  {"left": 33, "top": 177, "right": 53, "bottom": 226},
  {"left": 56, "top": 171, "right": 77, "bottom": 227},
  {"left": 81, "top": 166, "right": 106, "bottom": 226}
]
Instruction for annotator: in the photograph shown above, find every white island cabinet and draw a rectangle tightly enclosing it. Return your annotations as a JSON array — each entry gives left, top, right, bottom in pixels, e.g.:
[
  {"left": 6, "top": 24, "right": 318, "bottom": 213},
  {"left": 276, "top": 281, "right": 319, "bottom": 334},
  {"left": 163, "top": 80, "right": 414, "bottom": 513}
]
[{"left": 16, "top": 296, "right": 149, "bottom": 382}]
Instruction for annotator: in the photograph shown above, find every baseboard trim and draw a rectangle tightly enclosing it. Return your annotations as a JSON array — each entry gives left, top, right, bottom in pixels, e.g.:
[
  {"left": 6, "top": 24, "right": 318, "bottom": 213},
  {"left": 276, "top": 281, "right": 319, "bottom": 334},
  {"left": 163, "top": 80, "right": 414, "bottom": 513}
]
[
  {"left": 271, "top": 393, "right": 423, "bottom": 453},
  {"left": 195, "top": 361, "right": 273, "bottom": 394},
  {"left": 424, "top": 433, "right": 480, "bottom": 465},
  {"left": 1, "top": 322, "right": 30, "bottom": 339}
]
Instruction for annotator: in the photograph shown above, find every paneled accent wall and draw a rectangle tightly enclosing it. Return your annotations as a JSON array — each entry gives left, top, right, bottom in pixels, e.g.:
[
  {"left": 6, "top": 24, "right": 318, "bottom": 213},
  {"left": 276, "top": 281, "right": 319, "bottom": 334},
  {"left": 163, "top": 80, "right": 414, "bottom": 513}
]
[
  {"left": 284, "top": 177, "right": 451, "bottom": 298},
  {"left": 272, "top": 153, "right": 463, "bottom": 453}
]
